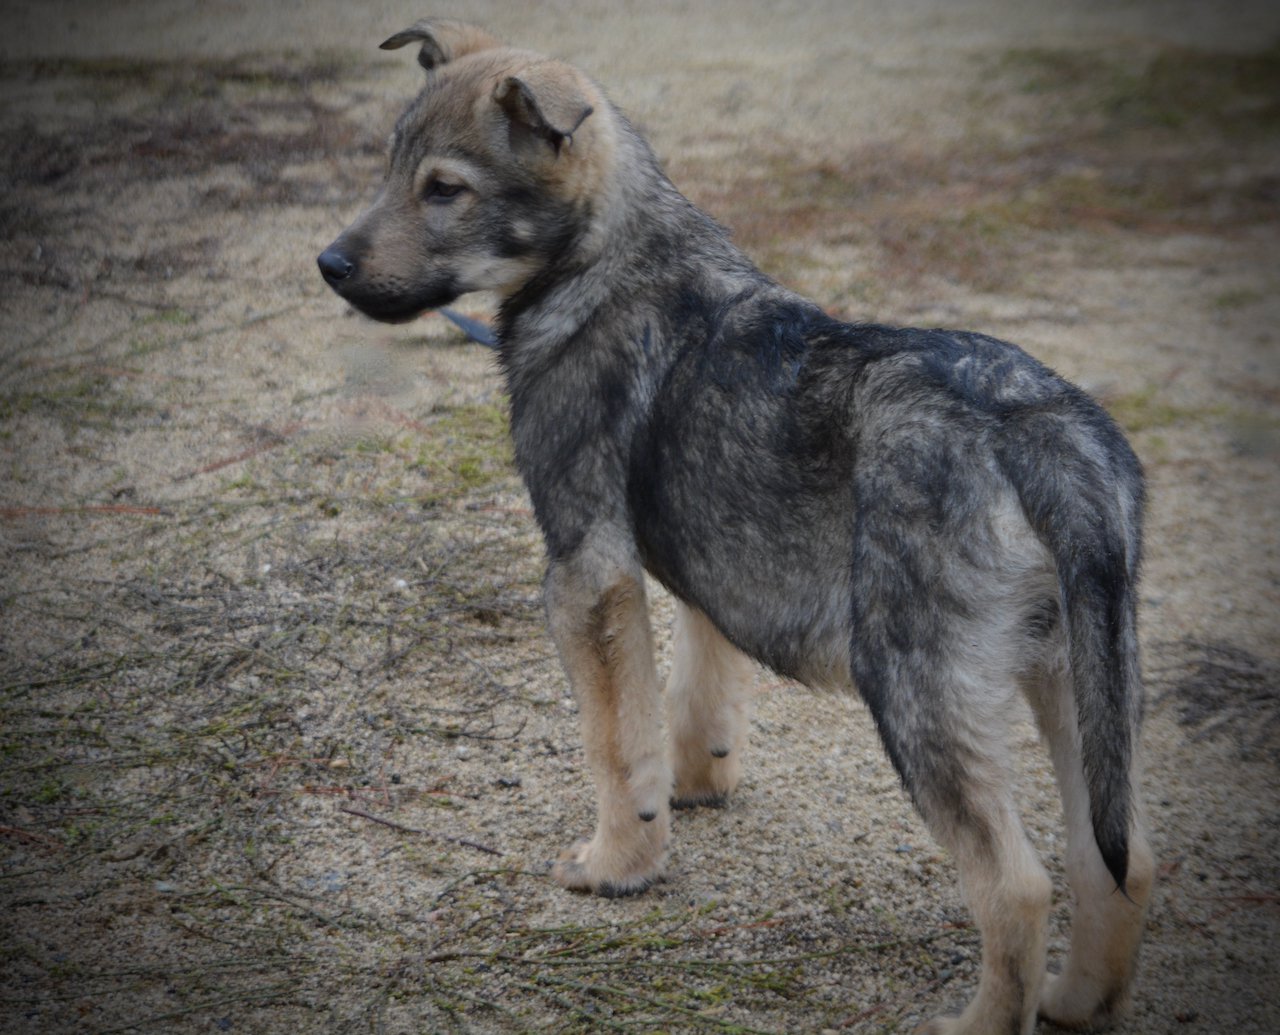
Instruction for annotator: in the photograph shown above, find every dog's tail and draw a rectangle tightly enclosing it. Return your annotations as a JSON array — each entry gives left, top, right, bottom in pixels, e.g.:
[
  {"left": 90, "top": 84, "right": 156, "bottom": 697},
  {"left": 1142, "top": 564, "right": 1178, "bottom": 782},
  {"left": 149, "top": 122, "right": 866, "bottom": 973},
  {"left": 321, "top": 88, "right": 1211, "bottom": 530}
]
[{"left": 999, "top": 402, "right": 1144, "bottom": 893}]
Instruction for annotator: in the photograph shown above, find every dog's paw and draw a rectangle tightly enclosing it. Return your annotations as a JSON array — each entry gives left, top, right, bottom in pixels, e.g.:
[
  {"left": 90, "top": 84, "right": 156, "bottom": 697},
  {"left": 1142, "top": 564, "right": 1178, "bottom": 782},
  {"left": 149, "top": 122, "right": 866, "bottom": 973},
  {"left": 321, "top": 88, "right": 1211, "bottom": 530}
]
[
  {"left": 1038, "top": 972, "right": 1128, "bottom": 1031},
  {"left": 670, "top": 748, "right": 740, "bottom": 810},
  {"left": 550, "top": 837, "right": 665, "bottom": 898},
  {"left": 670, "top": 788, "right": 729, "bottom": 810}
]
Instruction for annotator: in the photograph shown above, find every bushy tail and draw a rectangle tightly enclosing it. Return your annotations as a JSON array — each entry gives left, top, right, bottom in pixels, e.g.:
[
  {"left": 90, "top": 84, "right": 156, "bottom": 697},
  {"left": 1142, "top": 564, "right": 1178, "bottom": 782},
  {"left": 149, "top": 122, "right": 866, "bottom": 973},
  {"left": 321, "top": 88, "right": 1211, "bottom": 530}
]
[
  {"left": 999, "top": 404, "right": 1145, "bottom": 892},
  {"left": 1055, "top": 529, "right": 1142, "bottom": 891}
]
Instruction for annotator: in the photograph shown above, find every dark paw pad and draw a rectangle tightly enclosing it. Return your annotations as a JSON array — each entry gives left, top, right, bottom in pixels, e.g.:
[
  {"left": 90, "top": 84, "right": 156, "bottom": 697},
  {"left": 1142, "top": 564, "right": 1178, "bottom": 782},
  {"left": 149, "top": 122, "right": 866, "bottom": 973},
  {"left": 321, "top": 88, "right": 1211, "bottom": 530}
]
[
  {"left": 598, "top": 875, "right": 655, "bottom": 899},
  {"left": 670, "top": 791, "right": 729, "bottom": 811}
]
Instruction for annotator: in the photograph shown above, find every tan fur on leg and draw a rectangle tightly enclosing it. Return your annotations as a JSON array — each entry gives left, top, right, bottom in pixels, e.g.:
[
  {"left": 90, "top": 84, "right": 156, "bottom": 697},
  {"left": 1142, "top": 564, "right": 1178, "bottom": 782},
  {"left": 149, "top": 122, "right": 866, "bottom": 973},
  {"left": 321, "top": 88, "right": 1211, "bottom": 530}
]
[
  {"left": 665, "top": 604, "right": 756, "bottom": 808},
  {"left": 1038, "top": 766, "right": 1153, "bottom": 1029},
  {"left": 1027, "top": 662, "right": 1154, "bottom": 1030},
  {"left": 1039, "top": 824, "right": 1153, "bottom": 1029},
  {"left": 546, "top": 568, "right": 670, "bottom": 895},
  {"left": 919, "top": 810, "right": 1052, "bottom": 1035}
]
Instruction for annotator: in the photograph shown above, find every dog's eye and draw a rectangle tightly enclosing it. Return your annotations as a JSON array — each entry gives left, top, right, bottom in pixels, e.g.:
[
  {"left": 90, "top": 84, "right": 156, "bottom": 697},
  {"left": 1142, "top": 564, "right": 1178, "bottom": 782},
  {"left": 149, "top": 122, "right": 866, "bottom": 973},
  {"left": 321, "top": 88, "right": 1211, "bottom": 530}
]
[{"left": 425, "top": 179, "right": 466, "bottom": 203}]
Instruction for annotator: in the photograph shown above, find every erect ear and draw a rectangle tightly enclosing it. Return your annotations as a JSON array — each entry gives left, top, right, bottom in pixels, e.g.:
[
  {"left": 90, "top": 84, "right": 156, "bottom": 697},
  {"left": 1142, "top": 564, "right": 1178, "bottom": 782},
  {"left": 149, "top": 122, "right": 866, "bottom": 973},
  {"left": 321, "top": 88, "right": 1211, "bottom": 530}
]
[
  {"left": 493, "top": 63, "right": 595, "bottom": 157},
  {"left": 379, "top": 19, "right": 504, "bottom": 72}
]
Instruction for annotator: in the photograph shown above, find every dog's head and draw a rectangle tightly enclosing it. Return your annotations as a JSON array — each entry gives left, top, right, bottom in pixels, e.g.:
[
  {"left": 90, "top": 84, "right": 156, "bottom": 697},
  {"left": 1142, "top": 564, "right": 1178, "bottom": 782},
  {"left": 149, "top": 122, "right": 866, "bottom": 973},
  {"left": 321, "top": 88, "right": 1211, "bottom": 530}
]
[{"left": 317, "top": 20, "right": 613, "bottom": 323}]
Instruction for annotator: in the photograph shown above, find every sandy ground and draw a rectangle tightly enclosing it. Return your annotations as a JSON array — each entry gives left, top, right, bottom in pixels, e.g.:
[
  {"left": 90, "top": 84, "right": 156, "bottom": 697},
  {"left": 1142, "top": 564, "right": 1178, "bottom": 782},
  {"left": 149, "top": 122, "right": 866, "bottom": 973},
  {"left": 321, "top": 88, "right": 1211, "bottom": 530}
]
[{"left": 2, "top": 2, "right": 1278, "bottom": 1033}]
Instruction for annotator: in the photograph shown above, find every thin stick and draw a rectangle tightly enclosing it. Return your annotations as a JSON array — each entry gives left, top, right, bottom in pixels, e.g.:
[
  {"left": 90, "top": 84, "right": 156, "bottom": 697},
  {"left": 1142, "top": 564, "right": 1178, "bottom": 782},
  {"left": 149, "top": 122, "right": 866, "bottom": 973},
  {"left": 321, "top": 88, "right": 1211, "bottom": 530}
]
[
  {"left": 181, "top": 421, "right": 305, "bottom": 479},
  {"left": 0, "top": 825, "right": 66, "bottom": 850},
  {"left": 0, "top": 504, "right": 167, "bottom": 519},
  {"left": 338, "top": 805, "right": 502, "bottom": 856}
]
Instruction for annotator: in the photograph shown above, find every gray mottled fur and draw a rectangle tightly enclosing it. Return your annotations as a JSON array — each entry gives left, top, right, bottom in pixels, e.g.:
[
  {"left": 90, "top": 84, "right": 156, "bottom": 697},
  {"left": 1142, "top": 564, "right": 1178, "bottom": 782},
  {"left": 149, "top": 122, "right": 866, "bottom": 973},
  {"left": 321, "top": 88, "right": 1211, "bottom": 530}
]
[{"left": 318, "top": 21, "right": 1154, "bottom": 1034}]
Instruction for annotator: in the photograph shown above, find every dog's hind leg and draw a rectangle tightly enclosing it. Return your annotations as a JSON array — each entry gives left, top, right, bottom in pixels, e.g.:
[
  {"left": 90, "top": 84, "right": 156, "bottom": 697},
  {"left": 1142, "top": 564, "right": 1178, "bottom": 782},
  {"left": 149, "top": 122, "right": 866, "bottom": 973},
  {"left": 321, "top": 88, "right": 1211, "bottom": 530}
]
[
  {"left": 1025, "top": 657, "right": 1154, "bottom": 1030},
  {"left": 666, "top": 603, "right": 756, "bottom": 809},
  {"left": 545, "top": 562, "right": 671, "bottom": 896},
  {"left": 906, "top": 718, "right": 1051, "bottom": 1035},
  {"left": 855, "top": 647, "right": 1050, "bottom": 1034}
]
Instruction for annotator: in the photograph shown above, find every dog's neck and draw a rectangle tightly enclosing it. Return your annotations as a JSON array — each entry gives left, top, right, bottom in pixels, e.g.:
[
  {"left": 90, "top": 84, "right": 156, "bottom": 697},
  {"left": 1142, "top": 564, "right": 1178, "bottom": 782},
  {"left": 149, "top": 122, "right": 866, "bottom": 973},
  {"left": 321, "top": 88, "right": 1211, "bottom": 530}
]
[{"left": 494, "top": 112, "right": 763, "bottom": 390}]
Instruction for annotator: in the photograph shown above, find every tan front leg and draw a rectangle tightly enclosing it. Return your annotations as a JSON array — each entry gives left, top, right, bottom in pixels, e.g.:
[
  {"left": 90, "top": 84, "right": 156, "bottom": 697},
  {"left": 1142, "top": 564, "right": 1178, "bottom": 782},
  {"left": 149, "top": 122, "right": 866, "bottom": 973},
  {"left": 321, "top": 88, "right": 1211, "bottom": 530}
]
[
  {"left": 546, "top": 565, "right": 670, "bottom": 896},
  {"left": 666, "top": 603, "right": 756, "bottom": 808}
]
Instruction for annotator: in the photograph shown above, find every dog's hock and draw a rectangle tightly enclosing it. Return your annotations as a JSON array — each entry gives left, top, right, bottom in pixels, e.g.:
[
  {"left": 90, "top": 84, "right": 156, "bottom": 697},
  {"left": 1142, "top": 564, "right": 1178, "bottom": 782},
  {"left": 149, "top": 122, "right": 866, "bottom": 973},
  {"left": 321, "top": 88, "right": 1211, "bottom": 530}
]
[
  {"left": 494, "top": 68, "right": 594, "bottom": 157},
  {"left": 379, "top": 18, "right": 503, "bottom": 72}
]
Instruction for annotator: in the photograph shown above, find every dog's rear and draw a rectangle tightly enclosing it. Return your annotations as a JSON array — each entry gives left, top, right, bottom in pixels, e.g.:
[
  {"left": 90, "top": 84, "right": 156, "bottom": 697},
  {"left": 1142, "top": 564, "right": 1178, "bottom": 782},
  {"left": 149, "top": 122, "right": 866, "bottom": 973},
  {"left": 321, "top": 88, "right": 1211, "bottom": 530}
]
[
  {"left": 318, "top": 21, "right": 1154, "bottom": 1034},
  {"left": 841, "top": 328, "right": 1153, "bottom": 1031},
  {"left": 634, "top": 312, "right": 1155, "bottom": 1032}
]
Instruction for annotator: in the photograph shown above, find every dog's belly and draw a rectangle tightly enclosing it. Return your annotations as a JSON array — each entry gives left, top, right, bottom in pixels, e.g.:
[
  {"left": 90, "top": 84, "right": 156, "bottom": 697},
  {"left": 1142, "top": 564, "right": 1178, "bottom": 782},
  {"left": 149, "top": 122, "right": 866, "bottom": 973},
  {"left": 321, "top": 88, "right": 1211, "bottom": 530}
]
[{"left": 629, "top": 439, "right": 854, "bottom": 689}]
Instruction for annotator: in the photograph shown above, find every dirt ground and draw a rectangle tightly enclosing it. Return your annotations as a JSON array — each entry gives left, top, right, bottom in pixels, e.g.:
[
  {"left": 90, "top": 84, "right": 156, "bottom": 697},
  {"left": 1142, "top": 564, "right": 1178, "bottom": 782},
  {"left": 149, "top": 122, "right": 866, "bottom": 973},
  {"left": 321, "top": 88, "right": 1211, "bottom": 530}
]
[{"left": 2, "top": 2, "right": 1278, "bottom": 1032}]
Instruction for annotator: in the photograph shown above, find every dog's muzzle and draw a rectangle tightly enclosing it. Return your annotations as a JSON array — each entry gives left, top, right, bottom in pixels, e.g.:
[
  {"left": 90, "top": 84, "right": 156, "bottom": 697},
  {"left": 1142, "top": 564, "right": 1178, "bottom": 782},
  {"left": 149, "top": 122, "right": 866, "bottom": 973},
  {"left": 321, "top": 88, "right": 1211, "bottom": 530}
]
[{"left": 316, "top": 236, "right": 461, "bottom": 322}]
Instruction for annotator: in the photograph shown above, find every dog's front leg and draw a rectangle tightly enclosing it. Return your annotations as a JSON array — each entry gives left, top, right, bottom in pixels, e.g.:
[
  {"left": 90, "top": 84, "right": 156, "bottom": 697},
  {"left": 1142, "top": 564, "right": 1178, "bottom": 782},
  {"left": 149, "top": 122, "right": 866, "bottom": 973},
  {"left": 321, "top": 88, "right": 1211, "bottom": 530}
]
[
  {"left": 545, "top": 561, "right": 670, "bottom": 897},
  {"left": 668, "top": 603, "right": 756, "bottom": 809}
]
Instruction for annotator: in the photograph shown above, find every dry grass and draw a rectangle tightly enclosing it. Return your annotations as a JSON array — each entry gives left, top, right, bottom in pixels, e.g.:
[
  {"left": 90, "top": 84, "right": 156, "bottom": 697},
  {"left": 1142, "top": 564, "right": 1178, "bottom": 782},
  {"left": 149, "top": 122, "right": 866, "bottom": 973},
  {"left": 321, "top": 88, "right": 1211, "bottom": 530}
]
[{"left": 673, "top": 40, "right": 1280, "bottom": 309}]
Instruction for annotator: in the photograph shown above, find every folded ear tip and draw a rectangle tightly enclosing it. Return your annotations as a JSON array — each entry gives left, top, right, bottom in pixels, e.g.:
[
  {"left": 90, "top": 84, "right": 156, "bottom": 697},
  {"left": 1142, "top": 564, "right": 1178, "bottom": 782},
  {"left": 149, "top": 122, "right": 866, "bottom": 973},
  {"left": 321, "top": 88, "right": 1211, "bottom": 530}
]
[
  {"left": 379, "top": 20, "right": 504, "bottom": 64},
  {"left": 378, "top": 29, "right": 418, "bottom": 51}
]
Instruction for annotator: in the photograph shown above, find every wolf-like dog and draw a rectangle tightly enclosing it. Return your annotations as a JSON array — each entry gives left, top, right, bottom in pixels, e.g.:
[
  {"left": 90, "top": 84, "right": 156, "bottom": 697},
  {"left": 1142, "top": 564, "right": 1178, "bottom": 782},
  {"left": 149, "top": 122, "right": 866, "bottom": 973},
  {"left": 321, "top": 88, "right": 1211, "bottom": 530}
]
[{"left": 318, "top": 20, "right": 1154, "bottom": 1034}]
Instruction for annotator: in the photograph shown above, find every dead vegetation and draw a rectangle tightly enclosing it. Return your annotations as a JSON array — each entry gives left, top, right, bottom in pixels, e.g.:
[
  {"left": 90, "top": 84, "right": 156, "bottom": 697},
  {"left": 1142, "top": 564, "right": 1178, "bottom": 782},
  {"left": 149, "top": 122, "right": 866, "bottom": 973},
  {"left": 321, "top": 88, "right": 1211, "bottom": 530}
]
[
  {"left": 678, "top": 40, "right": 1280, "bottom": 306},
  {"left": 1151, "top": 640, "right": 1280, "bottom": 762}
]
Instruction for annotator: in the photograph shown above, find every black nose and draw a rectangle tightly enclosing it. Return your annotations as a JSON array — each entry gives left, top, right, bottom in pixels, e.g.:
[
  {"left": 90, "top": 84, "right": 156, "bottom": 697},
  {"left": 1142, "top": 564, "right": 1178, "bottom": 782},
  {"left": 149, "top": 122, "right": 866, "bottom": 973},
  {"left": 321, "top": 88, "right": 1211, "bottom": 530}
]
[{"left": 317, "top": 247, "right": 354, "bottom": 285}]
